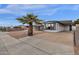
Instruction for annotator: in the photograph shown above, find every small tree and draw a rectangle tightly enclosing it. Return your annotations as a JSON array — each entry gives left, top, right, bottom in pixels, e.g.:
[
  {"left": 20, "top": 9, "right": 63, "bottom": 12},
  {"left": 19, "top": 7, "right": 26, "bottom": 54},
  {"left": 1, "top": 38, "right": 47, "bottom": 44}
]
[{"left": 74, "top": 19, "right": 79, "bottom": 24}]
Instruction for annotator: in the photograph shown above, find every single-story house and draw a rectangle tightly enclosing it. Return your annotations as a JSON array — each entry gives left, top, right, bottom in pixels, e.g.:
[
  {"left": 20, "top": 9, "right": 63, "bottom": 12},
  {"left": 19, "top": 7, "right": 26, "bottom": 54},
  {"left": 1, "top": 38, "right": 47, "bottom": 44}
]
[{"left": 43, "top": 20, "right": 73, "bottom": 32}]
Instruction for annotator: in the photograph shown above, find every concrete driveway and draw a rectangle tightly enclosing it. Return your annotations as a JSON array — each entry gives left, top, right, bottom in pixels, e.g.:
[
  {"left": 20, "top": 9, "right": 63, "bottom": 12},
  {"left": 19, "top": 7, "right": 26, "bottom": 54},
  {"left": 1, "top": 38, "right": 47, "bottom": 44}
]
[{"left": 0, "top": 31, "right": 75, "bottom": 55}]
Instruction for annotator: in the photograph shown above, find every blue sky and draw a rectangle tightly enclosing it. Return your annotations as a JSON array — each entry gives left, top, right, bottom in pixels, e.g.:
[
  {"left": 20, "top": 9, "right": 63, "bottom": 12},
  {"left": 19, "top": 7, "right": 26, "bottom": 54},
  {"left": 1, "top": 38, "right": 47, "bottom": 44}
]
[{"left": 0, "top": 4, "right": 79, "bottom": 26}]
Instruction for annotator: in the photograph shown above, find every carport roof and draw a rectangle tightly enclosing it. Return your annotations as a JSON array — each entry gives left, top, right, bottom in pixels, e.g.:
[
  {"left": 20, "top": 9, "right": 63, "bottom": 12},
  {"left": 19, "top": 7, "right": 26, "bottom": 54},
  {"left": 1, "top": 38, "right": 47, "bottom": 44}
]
[
  {"left": 59, "top": 20, "right": 72, "bottom": 25},
  {"left": 44, "top": 20, "right": 73, "bottom": 25}
]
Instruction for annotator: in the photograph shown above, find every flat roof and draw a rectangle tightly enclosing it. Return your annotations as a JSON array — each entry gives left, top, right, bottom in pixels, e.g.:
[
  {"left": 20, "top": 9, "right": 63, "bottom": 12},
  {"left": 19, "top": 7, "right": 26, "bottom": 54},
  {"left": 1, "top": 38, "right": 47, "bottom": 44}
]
[{"left": 44, "top": 20, "right": 73, "bottom": 25}]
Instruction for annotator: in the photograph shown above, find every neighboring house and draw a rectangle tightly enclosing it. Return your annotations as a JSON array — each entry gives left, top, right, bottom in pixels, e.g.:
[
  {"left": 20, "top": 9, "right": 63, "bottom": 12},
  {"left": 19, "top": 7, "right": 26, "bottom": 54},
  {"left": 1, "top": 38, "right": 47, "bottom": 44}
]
[
  {"left": 5, "top": 25, "right": 28, "bottom": 31},
  {"left": 43, "top": 20, "right": 73, "bottom": 32}
]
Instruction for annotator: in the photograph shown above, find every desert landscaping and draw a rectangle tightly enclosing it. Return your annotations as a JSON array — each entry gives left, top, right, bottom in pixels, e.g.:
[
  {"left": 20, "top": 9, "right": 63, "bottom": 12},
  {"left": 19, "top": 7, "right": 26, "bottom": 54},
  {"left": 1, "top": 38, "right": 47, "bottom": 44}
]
[{"left": 0, "top": 30, "right": 76, "bottom": 55}]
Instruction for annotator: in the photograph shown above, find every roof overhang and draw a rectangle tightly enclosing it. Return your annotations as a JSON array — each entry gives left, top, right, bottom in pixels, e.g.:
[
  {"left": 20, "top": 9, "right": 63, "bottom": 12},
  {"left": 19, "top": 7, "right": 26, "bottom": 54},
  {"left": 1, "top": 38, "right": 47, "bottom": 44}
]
[
  {"left": 44, "top": 20, "right": 73, "bottom": 25},
  {"left": 59, "top": 20, "right": 73, "bottom": 25}
]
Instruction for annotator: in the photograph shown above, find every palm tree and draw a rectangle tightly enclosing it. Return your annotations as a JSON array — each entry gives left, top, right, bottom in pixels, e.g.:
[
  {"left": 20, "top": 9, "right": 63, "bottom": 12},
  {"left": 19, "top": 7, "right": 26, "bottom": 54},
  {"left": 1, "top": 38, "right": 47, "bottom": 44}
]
[{"left": 16, "top": 13, "right": 41, "bottom": 36}]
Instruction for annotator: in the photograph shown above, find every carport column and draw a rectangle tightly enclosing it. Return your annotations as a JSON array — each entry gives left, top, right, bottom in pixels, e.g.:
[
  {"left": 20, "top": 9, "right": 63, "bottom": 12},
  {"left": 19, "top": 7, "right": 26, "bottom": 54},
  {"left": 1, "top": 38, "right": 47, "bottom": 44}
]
[
  {"left": 55, "top": 23, "right": 60, "bottom": 32},
  {"left": 74, "top": 24, "right": 79, "bottom": 47},
  {"left": 73, "top": 24, "right": 79, "bottom": 54},
  {"left": 44, "top": 23, "right": 46, "bottom": 30}
]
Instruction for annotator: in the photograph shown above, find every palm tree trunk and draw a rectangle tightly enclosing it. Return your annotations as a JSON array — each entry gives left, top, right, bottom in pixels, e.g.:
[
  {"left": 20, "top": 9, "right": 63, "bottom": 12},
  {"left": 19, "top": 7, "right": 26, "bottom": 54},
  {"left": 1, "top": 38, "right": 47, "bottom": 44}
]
[{"left": 28, "top": 22, "right": 33, "bottom": 36}]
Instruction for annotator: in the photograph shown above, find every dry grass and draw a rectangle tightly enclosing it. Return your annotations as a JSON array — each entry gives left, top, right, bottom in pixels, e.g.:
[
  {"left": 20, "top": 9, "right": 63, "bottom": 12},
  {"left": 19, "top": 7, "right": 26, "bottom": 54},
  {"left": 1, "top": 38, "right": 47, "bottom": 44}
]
[
  {"left": 8, "top": 30, "right": 27, "bottom": 39},
  {"left": 8, "top": 30, "right": 44, "bottom": 39}
]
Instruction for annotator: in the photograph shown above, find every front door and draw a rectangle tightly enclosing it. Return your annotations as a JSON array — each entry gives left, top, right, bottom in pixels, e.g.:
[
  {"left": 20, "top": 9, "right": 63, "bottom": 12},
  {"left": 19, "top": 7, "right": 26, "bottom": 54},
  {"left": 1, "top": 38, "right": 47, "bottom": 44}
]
[{"left": 70, "top": 25, "right": 72, "bottom": 31}]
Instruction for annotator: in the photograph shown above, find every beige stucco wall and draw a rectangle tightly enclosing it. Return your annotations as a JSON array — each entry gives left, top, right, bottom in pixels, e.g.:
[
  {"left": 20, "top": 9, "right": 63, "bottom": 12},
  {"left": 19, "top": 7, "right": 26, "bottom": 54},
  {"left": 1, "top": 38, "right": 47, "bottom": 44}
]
[
  {"left": 64, "top": 26, "right": 70, "bottom": 31},
  {"left": 56, "top": 23, "right": 70, "bottom": 31},
  {"left": 55, "top": 23, "right": 65, "bottom": 31},
  {"left": 72, "top": 26, "right": 76, "bottom": 31}
]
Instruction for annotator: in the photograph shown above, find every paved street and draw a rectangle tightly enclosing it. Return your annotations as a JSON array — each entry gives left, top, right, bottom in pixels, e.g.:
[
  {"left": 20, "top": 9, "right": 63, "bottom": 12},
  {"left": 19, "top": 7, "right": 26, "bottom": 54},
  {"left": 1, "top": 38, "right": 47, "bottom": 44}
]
[{"left": 0, "top": 31, "right": 75, "bottom": 55}]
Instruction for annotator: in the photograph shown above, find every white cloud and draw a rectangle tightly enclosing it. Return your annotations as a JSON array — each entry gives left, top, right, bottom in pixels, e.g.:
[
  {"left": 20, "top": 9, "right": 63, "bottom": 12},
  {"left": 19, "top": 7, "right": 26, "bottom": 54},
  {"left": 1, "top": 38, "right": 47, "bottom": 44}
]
[
  {"left": 0, "top": 9, "right": 11, "bottom": 13},
  {"left": 6, "top": 4, "right": 47, "bottom": 10},
  {"left": 58, "top": 5, "right": 79, "bottom": 11},
  {"left": 1, "top": 4, "right": 76, "bottom": 17},
  {"left": 0, "top": 4, "right": 49, "bottom": 16},
  {"left": 36, "top": 8, "right": 59, "bottom": 16}
]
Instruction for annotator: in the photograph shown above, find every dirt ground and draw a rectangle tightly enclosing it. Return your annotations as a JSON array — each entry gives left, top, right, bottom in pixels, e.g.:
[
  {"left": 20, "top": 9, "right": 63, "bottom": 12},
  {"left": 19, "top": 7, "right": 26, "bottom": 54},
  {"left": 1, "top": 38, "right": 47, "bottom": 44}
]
[
  {"left": 33, "top": 31, "right": 74, "bottom": 46},
  {"left": 8, "top": 30, "right": 74, "bottom": 46},
  {"left": 8, "top": 30, "right": 43, "bottom": 39}
]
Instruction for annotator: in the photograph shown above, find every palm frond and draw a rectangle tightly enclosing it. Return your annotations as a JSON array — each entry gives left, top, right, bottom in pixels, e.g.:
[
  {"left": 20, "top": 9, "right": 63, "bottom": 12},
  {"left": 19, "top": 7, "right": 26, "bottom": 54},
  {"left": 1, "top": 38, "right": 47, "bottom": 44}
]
[{"left": 16, "top": 13, "right": 43, "bottom": 24}]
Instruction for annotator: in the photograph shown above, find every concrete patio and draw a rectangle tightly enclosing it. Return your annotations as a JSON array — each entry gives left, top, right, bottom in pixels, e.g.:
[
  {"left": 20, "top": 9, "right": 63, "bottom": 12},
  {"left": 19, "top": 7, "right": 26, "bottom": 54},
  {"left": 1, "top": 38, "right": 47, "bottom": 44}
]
[{"left": 0, "top": 31, "right": 75, "bottom": 55}]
